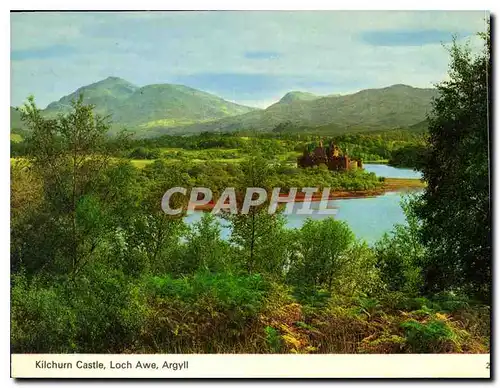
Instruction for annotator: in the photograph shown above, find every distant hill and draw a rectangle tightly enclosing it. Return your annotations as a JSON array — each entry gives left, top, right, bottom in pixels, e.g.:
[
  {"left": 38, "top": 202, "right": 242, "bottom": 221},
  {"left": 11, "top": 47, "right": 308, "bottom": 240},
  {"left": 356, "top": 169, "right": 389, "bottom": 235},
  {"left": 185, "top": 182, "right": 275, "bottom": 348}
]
[
  {"left": 277, "top": 91, "right": 321, "bottom": 104},
  {"left": 407, "top": 119, "right": 430, "bottom": 133},
  {"left": 39, "top": 76, "right": 258, "bottom": 135},
  {"left": 171, "top": 84, "right": 438, "bottom": 135},
  {"left": 44, "top": 76, "right": 139, "bottom": 117},
  {"left": 165, "top": 85, "right": 437, "bottom": 133},
  {"left": 11, "top": 81, "right": 437, "bottom": 138},
  {"left": 111, "top": 83, "right": 257, "bottom": 129}
]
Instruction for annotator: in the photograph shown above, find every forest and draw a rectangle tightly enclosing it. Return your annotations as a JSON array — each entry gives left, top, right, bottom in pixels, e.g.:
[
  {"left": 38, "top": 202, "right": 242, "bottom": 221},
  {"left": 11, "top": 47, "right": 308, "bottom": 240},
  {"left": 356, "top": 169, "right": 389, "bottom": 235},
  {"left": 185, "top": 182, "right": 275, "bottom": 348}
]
[
  {"left": 11, "top": 110, "right": 428, "bottom": 168},
  {"left": 10, "top": 33, "right": 490, "bottom": 354}
]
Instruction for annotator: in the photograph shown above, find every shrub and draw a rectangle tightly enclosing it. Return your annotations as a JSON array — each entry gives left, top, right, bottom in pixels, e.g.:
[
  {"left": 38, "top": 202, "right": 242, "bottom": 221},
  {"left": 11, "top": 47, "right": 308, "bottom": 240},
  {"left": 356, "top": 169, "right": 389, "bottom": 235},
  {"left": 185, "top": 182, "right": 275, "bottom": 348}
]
[
  {"left": 11, "top": 272, "right": 77, "bottom": 353},
  {"left": 142, "top": 272, "right": 270, "bottom": 353},
  {"left": 68, "top": 266, "right": 148, "bottom": 353},
  {"left": 11, "top": 267, "right": 148, "bottom": 353},
  {"left": 128, "top": 147, "right": 160, "bottom": 160},
  {"left": 264, "top": 326, "right": 282, "bottom": 353},
  {"left": 147, "top": 272, "right": 267, "bottom": 312},
  {"left": 401, "top": 318, "right": 459, "bottom": 353}
]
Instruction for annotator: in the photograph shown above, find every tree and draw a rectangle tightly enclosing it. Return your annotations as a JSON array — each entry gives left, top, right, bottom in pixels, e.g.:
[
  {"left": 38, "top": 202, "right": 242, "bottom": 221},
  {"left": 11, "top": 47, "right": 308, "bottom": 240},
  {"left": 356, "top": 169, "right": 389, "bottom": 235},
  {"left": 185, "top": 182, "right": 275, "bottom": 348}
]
[
  {"left": 180, "top": 213, "right": 232, "bottom": 273},
  {"left": 415, "top": 26, "right": 491, "bottom": 301},
  {"left": 229, "top": 209, "right": 289, "bottom": 276},
  {"left": 14, "top": 95, "right": 114, "bottom": 275},
  {"left": 125, "top": 159, "right": 190, "bottom": 275},
  {"left": 375, "top": 196, "right": 425, "bottom": 296},
  {"left": 223, "top": 152, "right": 290, "bottom": 276},
  {"left": 290, "top": 218, "right": 355, "bottom": 290}
]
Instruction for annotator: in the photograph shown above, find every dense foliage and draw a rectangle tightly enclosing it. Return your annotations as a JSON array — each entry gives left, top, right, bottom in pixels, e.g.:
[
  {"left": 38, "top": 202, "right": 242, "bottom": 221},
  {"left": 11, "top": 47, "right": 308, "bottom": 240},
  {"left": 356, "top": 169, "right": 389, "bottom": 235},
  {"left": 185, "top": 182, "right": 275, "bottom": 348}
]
[
  {"left": 11, "top": 124, "right": 428, "bottom": 172},
  {"left": 415, "top": 31, "right": 491, "bottom": 302}
]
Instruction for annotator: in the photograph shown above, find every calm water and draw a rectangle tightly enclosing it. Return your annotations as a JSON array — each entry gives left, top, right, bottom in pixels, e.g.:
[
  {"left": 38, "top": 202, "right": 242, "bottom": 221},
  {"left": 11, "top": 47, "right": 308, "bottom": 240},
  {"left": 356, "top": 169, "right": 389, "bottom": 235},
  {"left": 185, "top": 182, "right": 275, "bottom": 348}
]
[
  {"left": 364, "top": 163, "right": 423, "bottom": 179},
  {"left": 184, "top": 164, "right": 423, "bottom": 244}
]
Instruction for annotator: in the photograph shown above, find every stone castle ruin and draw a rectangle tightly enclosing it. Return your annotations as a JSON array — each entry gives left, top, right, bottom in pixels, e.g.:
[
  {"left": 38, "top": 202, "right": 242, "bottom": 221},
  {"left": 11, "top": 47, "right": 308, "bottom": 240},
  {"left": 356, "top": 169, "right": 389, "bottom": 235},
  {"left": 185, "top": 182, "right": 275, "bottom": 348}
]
[{"left": 297, "top": 140, "right": 363, "bottom": 171}]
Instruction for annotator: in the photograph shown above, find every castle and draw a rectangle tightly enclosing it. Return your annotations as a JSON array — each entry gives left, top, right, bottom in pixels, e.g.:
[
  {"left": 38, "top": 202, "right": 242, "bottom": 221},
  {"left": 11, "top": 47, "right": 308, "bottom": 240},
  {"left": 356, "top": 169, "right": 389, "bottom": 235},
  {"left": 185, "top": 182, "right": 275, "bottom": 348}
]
[{"left": 297, "top": 140, "right": 363, "bottom": 171}]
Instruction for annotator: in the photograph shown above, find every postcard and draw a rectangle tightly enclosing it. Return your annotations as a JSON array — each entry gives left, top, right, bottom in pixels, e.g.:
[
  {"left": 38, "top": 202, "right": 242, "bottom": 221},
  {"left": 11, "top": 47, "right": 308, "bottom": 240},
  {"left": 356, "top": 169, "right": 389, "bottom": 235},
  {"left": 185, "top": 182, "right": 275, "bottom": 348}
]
[{"left": 9, "top": 9, "right": 491, "bottom": 379}]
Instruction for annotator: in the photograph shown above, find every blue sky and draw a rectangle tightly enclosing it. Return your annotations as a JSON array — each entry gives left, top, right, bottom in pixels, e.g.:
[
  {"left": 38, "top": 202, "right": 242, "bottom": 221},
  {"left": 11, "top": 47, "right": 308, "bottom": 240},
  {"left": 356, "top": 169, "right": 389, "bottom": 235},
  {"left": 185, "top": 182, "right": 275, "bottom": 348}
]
[{"left": 11, "top": 11, "right": 488, "bottom": 108}]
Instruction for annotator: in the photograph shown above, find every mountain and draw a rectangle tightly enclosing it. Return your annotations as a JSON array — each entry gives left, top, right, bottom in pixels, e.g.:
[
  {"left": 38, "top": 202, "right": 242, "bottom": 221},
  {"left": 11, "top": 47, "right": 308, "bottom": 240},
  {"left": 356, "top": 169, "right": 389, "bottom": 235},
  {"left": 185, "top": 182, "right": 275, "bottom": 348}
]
[
  {"left": 44, "top": 76, "right": 139, "bottom": 117},
  {"left": 41, "top": 77, "right": 258, "bottom": 134},
  {"left": 12, "top": 81, "right": 437, "bottom": 137},
  {"left": 407, "top": 119, "right": 430, "bottom": 133},
  {"left": 171, "top": 84, "right": 438, "bottom": 135},
  {"left": 110, "top": 83, "right": 257, "bottom": 129},
  {"left": 277, "top": 91, "right": 321, "bottom": 104}
]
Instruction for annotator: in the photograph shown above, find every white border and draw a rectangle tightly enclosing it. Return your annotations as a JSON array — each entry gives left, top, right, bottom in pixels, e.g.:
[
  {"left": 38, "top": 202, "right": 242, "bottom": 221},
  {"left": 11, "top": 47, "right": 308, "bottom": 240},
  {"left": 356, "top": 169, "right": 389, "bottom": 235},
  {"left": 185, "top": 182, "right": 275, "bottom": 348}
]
[
  {"left": 10, "top": 354, "right": 491, "bottom": 378},
  {"left": 2, "top": 2, "right": 498, "bottom": 387},
  {"left": 4, "top": 2, "right": 498, "bottom": 10}
]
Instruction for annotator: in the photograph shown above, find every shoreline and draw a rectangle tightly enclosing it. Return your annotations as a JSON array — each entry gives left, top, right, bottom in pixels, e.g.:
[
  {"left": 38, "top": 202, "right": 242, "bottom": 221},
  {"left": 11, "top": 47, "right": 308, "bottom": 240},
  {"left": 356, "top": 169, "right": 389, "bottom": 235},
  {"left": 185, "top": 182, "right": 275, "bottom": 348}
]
[{"left": 194, "top": 178, "right": 425, "bottom": 210}]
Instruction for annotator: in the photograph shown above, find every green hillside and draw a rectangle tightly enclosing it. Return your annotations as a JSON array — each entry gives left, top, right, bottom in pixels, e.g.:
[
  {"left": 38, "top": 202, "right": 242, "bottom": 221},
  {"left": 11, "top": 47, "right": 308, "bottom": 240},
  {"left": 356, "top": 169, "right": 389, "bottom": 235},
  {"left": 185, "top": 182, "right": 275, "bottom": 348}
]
[
  {"left": 44, "top": 76, "right": 139, "bottom": 117},
  {"left": 111, "top": 83, "right": 257, "bottom": 130},
  {"left": 407, "top": 119, "right": 430, "bottom": 133},
  {"left": 277, "top": 91, "right": 321, "bottom": 104},
  {"left": 171, "top": 84, "right": 438, "bottom": 135},
  {"left": 12, "top": 81, "right": 437, "bottom": 138},
  {"left": 39, "top": 77, "right": 258, "bottom": 135}
]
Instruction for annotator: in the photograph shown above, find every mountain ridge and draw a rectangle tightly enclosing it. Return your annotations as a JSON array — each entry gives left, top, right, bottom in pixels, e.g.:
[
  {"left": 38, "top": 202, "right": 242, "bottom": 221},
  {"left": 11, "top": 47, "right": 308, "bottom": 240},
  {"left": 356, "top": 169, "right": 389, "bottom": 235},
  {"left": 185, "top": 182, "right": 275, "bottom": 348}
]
[
  {"left": 45, "top": 76, "right": 139, "bottom": 115},
  {"left": 39, "top": 76, "right": 259, "bottom": 134},
  {"left": 278, "top": 91, "right": 321, "bottom": 104},
  {"left": 164, "top": 84, "right": 438, "bottom": 135},
  {"left": 11, "top": 80, "right": 437, "bottom": 137}
]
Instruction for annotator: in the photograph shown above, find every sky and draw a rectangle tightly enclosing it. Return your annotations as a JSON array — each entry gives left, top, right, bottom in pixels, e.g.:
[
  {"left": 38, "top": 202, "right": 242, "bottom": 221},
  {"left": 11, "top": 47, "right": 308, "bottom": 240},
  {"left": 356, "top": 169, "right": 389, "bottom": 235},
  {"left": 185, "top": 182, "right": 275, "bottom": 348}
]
[{"left": 11, "top": 11, "right": 488, "bottom": 109}]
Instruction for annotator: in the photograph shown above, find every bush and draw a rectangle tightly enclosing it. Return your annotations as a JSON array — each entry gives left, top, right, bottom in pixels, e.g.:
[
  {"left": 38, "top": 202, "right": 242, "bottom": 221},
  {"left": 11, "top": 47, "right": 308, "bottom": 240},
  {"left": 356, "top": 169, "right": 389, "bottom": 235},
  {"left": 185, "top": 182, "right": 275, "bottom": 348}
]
[
  {"left": 147, "top": 272, "right": 267, "bottom": 314},
  {"left": 11, "top": 272, "right": 77, "bottom": 353},
  {"left": 142, "top": 272, "right": 270, "bottom": 352},
  {"left": 374, "top": 198, "right": 425, "bottom": 296},
  {"left": 11, "top": 268, "right": 148, "bottom": 353},
  {"left": 128, "top": 147, "right": 160, "bottom": 160},
  {"left": 264, "top": 326, "right": 282, "bottom": 353},
  {"left": 69, "top": 266, "right": 148, "bottom": 353},
  {"left": 401, "top": 318, "right": 459, "bottom": 353}
]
